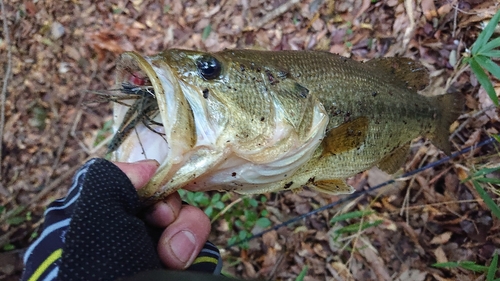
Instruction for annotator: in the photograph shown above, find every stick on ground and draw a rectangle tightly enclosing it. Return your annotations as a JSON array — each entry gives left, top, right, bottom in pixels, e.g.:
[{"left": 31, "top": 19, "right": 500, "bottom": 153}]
[{"left": 0, "top": 0, "right": 12, "bottom": 182}]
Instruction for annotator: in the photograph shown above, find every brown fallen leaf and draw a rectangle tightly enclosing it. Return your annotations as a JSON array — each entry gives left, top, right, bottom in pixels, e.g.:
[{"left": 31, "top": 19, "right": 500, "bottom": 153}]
[
  {"left": 430, "top": 231, "right": 453, "bottom": 244},
  {"left": 421, "top": 0, "right": 437, "bottom": 21},
  {"left": 355, "top": 237, "right": 391, "bottom": 281},
  {"left": 395, "top": 269, "right": 427, "bottom": 281},
  {"left": 434, "top": 246, "right": 448, "bottom": 264}
]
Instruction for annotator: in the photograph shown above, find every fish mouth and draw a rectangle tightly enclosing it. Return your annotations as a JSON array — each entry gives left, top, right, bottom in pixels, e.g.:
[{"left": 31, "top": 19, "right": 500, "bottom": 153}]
[{"left": 112, "top": 52, "right": 195, "bottom": 200}]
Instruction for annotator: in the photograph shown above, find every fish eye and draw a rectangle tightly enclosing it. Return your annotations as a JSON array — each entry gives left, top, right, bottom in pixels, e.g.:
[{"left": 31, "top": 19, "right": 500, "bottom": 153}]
[{"left": 196, "top": 55, "right": 222, "bottom": 80}]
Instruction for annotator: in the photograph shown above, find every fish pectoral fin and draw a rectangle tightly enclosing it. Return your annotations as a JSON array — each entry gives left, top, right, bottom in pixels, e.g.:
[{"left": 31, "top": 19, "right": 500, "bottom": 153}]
[
  {"left": 366, "top": 57, "right": 429, "bottom": 91},
  {"left": 377, "top": 143, "right": 410, "bottom": 174},
  {"left": 322, "top": 117, "right": 369, "bottom": 156},
  {"left": 310, "top": 179, "right": 354, "bottom": 194}
]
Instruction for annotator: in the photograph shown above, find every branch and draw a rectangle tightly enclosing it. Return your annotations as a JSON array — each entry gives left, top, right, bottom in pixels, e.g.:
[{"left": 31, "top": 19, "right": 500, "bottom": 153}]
[{"left": 0, "top": 0, "right": 12, "bottom": 181}]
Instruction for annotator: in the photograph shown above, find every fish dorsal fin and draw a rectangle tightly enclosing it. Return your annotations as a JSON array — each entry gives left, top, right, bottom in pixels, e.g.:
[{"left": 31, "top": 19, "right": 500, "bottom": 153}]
[
  {"left": 377, "top": 142, "right": 411, "bottom": 174},
  {"left": 366, "top": 57, "right": 429, "bottom": 91},
  {"left": 310, "top": 178, "right": 354, "bottom": 194},
  {"left": 322, "top": 117, "right": 369, "bottom": 156}
]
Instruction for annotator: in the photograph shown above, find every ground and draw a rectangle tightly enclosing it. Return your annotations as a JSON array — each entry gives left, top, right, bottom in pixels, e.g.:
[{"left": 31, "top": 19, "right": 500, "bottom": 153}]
[{"left": 1, "top": 0, "right": 499, "bottom": 280}]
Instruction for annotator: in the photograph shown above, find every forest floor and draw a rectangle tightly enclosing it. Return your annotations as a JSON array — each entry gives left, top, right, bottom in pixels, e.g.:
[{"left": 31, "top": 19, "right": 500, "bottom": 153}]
[{"left": 1, "top": 0, "right": 499, "bottom": 280}]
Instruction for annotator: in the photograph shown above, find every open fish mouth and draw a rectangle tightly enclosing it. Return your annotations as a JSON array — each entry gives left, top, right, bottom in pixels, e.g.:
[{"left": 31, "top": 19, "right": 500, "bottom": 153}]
[
  {"left": 110, "top": 50, "right": 329, "bottom": 203},
  {"left": 112, "top": 52, "right": 196, "bottom": 201}
]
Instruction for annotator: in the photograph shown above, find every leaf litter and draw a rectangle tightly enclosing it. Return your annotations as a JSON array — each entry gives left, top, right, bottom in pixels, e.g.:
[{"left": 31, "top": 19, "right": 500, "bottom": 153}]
[{"left": 0, "top": 0, "right": 499, "bottom": 280}]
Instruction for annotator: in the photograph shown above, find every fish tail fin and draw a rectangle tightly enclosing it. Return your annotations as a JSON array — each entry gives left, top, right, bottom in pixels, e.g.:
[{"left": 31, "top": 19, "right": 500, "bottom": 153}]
[{"left": 429, "top": 93, "right": 464, "bottom": 155}]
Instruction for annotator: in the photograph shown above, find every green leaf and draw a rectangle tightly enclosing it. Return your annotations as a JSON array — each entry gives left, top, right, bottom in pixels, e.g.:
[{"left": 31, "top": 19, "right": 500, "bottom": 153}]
[
  {"left": 228, "top": 236, "right": 237, "bottom": 246},
  {"left": 473, "top": 181, "right": 500, "bottom": 219},
  {"left": 469, "top": 58, "right": 499, "bottom": 106},
  {"left": 474, "top": 177, "right": 500, "bottom": 184},
  {"left": 211, "top": 193, "right": 221, "bottom": 204},
  {"left": 213, "top": 201, "right": 225, "bottom": 210},
  {"left": 248, "top": 198, "right": 258, "bottom": 207},
  {"left": 235, "top": 219, "right": 244, "bottom": 229},
  {"left": 194, "top": 192, "right": 210, "bottom": 206},
  {"left": 464, "top": 166, "right": 500, "bottom": 183},
  {"left": 221, "top": 193, "right": 232, "bottom": 202},
  {"left": 487, "top": 253, "right": 498, "bottom": 281},
  {"left": 178, "top": 189, "right": 186, "bottom": 197},
  {"left": 478, "top": 36, "right": 500, "bottom": 55},
  {"left": 245, "top": 210, "right": 257, "bottom": 222},
  {"left": 163, "top": 4, "right": 170, "bottom": 14},
  {"left": 202, "top": 24, "right": 212, "bottom": 40},
  {"left": 459, "top": 261, "right": 488, "bottom": 272},
  {"left": 335, "top": 220, "right": 383, "bottom": 234},
  {"left": 205, "top": 206, "right": 213, "bottom": 218},
  {"left": 475, "top": 55, "right": 500, "bottom": 80},
  {"left": 295, "top": 266, "right": 308, "bottom": 281},
  {"left": 238, "top": 230, "right": 249, "bottom": 240},
  {"left": 7, "top": 216, "right": 25, "bottom": 225},
  {"left": 492, "top": 134, "right": 500, "bottom": 143},
  {"left": 256, "top": 217, "right": 271, "bottom": 228},
  {"left": 480, "top": 50, "right": 500, "bottom": 58},
  {"left": 330, "top": 210, "right": 374, "bottom": 224},
  {"left": 432, "top": 262, "right": 460, "bottom": 268},
  {"left": 471, "top": 9, "right": 500, "bottom": 54},
  {"left": 3, "top": 244, "right": 15, "bottom": 251},
  {"left": 473, "top": 166, "right": 500, "bottom": 177}
]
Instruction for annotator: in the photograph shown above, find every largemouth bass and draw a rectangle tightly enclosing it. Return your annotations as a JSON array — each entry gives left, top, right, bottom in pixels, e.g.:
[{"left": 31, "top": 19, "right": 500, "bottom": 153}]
[{"left": 111, "top": 49, "right": 463, "bottom": 202}]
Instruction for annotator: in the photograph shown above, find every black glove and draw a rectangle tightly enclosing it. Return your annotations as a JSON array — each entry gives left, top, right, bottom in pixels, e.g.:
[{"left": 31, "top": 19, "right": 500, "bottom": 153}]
[{"left": 21, "top": 158, "right": 230, "bottom": 281}]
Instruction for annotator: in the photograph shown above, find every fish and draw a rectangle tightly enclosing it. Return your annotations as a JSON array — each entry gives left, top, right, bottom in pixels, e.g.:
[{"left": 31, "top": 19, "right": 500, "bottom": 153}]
[{"left": 110, "top": 49, "right": 463, "bottom": 203}]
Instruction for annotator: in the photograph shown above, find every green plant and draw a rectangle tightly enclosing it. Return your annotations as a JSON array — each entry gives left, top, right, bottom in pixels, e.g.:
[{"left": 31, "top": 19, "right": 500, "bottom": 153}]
[
  {"left": 202, "top": 24, "right": 212, "bottom": 40},
  {"left": 4, "top": 206, "right": 30, "bottom": 226},
  {"left": 177, "top": 190, "right": 230, "bottom": 219},
  {"left": 225, "top": 196, "right": 271, "bottom": 249},
  {"left": 463, "top": 165, "right": 500, "bottom": 219},
  {"left": 295, "top": 265, "right": 308, "bottom": 281},
  {"left": 433, "top": 252, "right": 499, "bottom": 281},
  {"left": 329, "top": 210, "right": 383, "bottom": 242},
  {"left": 178, "top": 190, "right": 271, "bottom": 248},
  {"left": 3, "top": 243, "right": 15, "bottom": 251},
  {"left": 94, "top": 119, "right": 113, "bottom": 147},
  {"left": 464, "top": 9, "right": 500, "bottom": 106}
]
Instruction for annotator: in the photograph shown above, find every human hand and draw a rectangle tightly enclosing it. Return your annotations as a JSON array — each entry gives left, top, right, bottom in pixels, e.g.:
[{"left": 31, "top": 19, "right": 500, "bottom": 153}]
[
  {"left": 114, "top": 160, "right": 211, "bottom": 269},
  {"left": 22, "top": 158, "right": 223, "bottom": 281}
]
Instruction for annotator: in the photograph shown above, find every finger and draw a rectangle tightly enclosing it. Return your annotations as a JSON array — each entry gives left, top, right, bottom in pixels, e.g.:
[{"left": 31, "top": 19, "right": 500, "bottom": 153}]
[
  {"left": 113, "top": 160, "right": 159, "bottom": 189},
  {"left": 143, "top": 192, "right": 182, "bottom": 228},
  {"left": 158, "top": 205, "right": 211, "bottom": 269}
]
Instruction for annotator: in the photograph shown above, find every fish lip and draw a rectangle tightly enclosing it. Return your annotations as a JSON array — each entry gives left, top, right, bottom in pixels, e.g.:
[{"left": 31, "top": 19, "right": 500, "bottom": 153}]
[{"left": 112, "top": 52, "right": 192, "bottom": 199}]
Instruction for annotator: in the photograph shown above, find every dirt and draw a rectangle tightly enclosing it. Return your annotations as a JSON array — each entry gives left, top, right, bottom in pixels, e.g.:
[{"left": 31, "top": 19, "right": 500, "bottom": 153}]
[{"left": 1, "top": 0, "right": 499, "bottom": 280}]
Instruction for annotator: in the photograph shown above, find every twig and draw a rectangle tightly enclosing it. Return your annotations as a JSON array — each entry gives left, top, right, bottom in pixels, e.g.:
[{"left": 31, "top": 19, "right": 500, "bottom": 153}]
[
  {"left": 402, "top": 0, "right": 416, "bottom": 52},
  {"left": 246, "top": 0, "right": 300, "bottom": 31},
  {"left": 0, "top": 0, "right": 12, "bottom": 181},
  {"left": 210, "top": 196, "right": 243, "bottom": 224}
]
